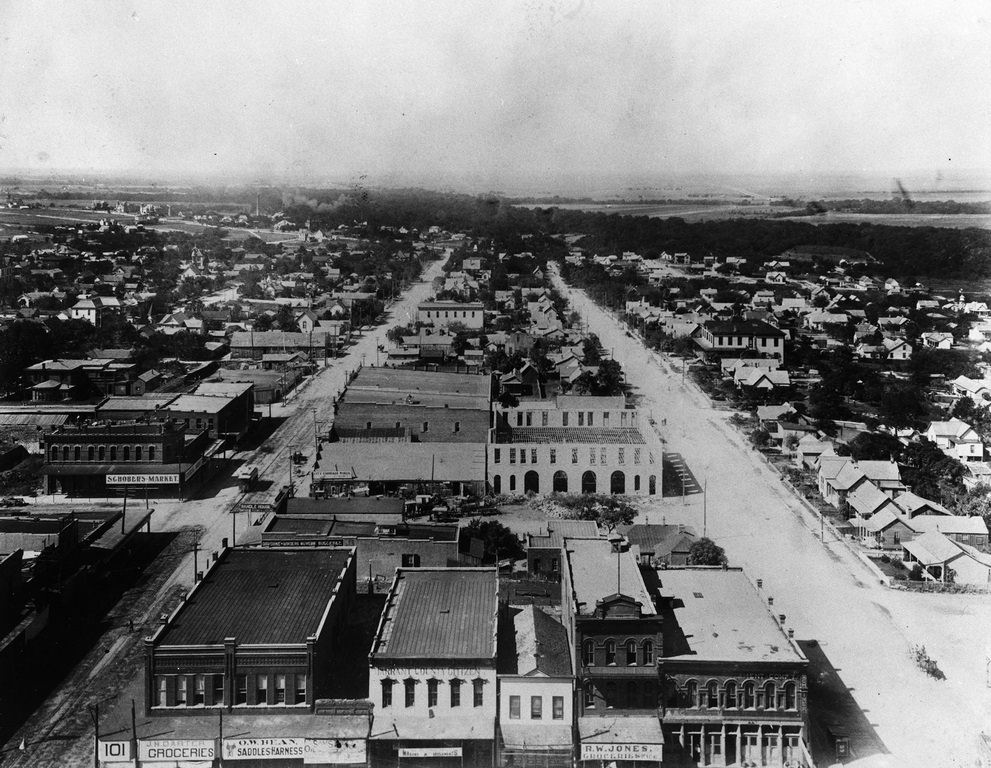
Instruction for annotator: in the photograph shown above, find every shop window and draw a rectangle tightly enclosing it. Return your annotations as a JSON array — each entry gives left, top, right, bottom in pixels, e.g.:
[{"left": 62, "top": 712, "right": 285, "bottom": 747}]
[
  {"left": 784, "top": 681, "right": 797, "bottom": 711},
  {"left": 625, "top": 639, "right": 637, "bottom": 665},
  {"left": 706, "top": 680, "right": 719, "bottom": 708},
  {"left": 552, "top": 696, "right": 564, "bottom": 720},
  {"left": 725, "top": 680, "right": 738, "bottom": 708},
  {"left": 472, "top": 678, "right": 484, "bottom": 707},
  {"left": 295, "top": 673, "right": 306, "bottom": 702},
  {"left": 582, "top": 639, "right": 595, "bottom": 666},
  {"left": 450, "top": 679, "right": 462, "bottom": 707},
  {"left": 381, "top": 679, "right": 394, "bottom": 708},
  {"left": 404, "top": 678, "right": 416, "bottom": 707},
  {"left": 530, "top": 696, "right": 542, "bottom": 719},
  {"left": 604, "top": 639, "right": 616, "bottom": 665},
  {"left": 583, "top": 681, "right": 595, "bottom": 708},
  {"left": 743, "top": 681, "right": 756, "bottom": 708},
  {"left": 509, "top": 695, "right": 520, "bottom": 719},
  {"left": 684, "top": 680, "right": 698, "bottom": 708}
]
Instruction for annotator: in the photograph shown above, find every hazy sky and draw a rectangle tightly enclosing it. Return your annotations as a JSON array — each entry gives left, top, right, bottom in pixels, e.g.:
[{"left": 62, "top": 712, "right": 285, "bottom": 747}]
[{"left": 0, "top": 0, "right": 988, "bottom": 189}]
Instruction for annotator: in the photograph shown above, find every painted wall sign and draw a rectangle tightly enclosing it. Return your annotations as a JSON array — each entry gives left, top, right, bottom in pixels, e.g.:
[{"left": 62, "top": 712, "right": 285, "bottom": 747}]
[
  {"left": 106, "top": 473, "right": 179, "bottom": 485},
  {"left": 580, "top": 743, "right": 663, "bottom": 761}
]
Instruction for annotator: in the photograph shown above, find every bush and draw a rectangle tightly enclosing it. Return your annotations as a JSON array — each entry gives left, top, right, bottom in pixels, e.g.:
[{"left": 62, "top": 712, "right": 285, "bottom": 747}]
[
  {"left": 912, "top": 644, "right": 946, "bottom": 680},
  {"left": 908, "top": 563, "right": 925, "bottom": 581},
  {"left": 880, "top": 554, "right": 890, "bottom": 563}
]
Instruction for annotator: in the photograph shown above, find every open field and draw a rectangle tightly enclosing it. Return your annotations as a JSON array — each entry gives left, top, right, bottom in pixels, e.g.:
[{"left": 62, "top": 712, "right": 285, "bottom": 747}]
[{"left": 517, "top": 201, "right": 991, "bottom": 229}]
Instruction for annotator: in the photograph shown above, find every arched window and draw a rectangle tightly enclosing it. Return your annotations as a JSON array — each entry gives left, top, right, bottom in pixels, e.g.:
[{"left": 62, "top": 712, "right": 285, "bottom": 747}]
[
  {"left": 509, "top": 475, "right": 516, "bottom": 492},
  {"left": 122, "top": 446, "right": 130, "bottom": 461},
  {"left": 642, "top": 640, "right": 654, "bottom": 665},
  {"left": 87, "top": 447, "right": 94, "bottom": 461},
  {"left": 604, "top": 639, "right": 616, "bottom": 665},
  {"left": 135, "top": 446, "right": 142, "bottom": 461},
  {"left": 684, "top": 680, "right": 698, "bottom": 708},
  {"left": 99, "top": 446, "right": 106, "bottom": 460},
  {"left": 784, "top": 681, "right": 797, "bottom": 711},
  {"left": 492, "top": 475, "right": 501, "bottom": 494},
  {"left": 634, "top": 475, "right": 641, "bottom": 491},
  {"left": 724, "top": 680, "right": 738, "bottom": 708},
  {"left": 763, "top": 681, "right": 777, "bottom": 710},
  {"left": 110, "top": 446, "right": 117, "bottom": 461},
  {"left": 404, "top": 678, "right": 416, "bottom": 708},
  {"left": 582, "top": 639, "right": 595, "bottom": 667},
  {"left": 552, "top": 470, "right": 568, "bottom": 493},
  {"left": 73, "top": 446, "right": 80, "bottom": 460},
  {"left": 50, "top": 446, "right": 58, "bottom": 461},
  {"left": 743, "top": 681, "right": 756, "bottom": 709},
  {"left": 649, "top": 475, "right": 657, "bottom": 495},
  {"left": 147, "top": 446, "right": 155, "bottom": 461},
  {"left": 381, "top": 678, "right": 394, "bottom": 708},
  {"left": 706, "top": 680, "right": 719, "bottom": 708},
  {"left": 625, "top": 639, "right": 637, "bottom": 665},
  {"left": 583, "top": 680, "right": 595, "bottom": 708},
  {"left": 62, "top": 446, "right": 69, "bottom": 461}
]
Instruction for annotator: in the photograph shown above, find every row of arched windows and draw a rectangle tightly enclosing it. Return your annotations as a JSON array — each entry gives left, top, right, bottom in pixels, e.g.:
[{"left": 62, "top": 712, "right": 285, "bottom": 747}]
[
  {"left": 50, "top": 444, "right": 157, "bottom": 463},
  {"left": 582, "top": 638, "right": 654, "bottom": 667},
  {"left": 681, "top": 679, "right": 797, "bottom": 711}
]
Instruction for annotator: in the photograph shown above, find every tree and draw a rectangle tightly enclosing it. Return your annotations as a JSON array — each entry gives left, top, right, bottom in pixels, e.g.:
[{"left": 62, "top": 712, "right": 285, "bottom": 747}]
[
  {"left": 275, "top": 304, "right": 295, "bottom": 330},
  {"left": 953, "top": 484, "right": 991, "bottom": 528},
  {"left": 558, "top": 494, "right": 636, "bottom": 531},
  {"left": 582, "top": 334, "right": 603, "bottom": 364},
  {"left": 847, "top": 431, "right": 903, "bottom": 462},
  {"left": 750, "top": 428, "right": 771, "bottom": 448},
  {"left": 462, "top": 519, "right": 524, "bottom": 563},
  {"left": 595, "top": 358, "right": 625, "bottom": 396},
  {"left": 497, "top": 390, "right": 519, "bottom": 408},
  {"left": 253, "top": 314, "right": 274, "bottom": 332},
  {"left": 687, "top": 537, "right": 728, "bottom": 566}
]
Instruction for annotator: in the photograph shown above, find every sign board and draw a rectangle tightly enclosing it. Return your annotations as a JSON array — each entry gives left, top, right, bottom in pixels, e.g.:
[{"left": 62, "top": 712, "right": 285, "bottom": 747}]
[
  {"left": 223, "top": 738, "right": 306, "bottom": 761},
  {"left": 138, "top": 740, "right": 215, "bottom": 762},
  {"left": 98, "top": 741, "right": 132, "bottom": 763},
  {"left": 398, "top": 747, "right": 463, "bottom": 758},
  {"left": 580, "top": 743, "right": 663, "bottom": 762},
  {"left": 304, "top": 738, "right": 367, "bottom": 764},
  {"left": 106, "top": 473, "right": 179, "bottom": 486}
]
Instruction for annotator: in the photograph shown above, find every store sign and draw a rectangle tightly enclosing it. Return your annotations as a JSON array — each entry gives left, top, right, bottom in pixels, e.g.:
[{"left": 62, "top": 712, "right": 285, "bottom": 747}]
[
  {"left": 98, "top": 741, "right": 132, "bottom": 763},
  {"left": 580, "top": 743, "right": 663, "bottom": 761},
  {"left": 106, "top": 473, "right": 179, "bottom": 485},
  {"left": 385, "top": 667, "right": 482, "bottom": 678},
  {"left": 304, "top": 738, "right": 367, "bottom": 764},
  {"left": 398, "top": 747, "right": 463, "bottom": 758},
  {"left": 138, "top": 739, "right": 215, "bottom": 762},
  {"left": 222, "top": 738, "right": 306, "bottom": 761}
]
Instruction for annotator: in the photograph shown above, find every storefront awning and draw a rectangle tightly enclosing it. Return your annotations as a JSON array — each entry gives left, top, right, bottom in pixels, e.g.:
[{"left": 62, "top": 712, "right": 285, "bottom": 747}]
[
  {"left": 499, "top": 723, "right": 573, "bottom": 749},
  {"left": 578, "top": 716, "right": 663, "bottom": 763},
  {"left": 372, "top": 716, "right": 494, "bottom": 741}
]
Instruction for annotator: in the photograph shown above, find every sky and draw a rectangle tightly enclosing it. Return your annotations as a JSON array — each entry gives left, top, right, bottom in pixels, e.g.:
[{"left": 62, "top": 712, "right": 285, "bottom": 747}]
[{"left": 0, "top": 0, "right": 989, "bottom": 192}]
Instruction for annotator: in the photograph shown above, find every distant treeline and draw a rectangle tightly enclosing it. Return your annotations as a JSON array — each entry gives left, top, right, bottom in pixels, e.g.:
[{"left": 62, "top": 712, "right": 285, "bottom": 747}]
[
  {"left": 779, "top": 198, "right": 991, "bottom": 215},
  {"left": 277, "top": 188, "right": 991, "bottom": 280}
]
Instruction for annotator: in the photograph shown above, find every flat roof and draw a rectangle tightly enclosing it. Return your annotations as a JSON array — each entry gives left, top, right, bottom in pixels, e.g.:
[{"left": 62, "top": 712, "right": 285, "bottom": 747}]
[
  {"left": 314, "top": 442, "right": 485, "bottom": 483},
  {"left": 657, "top": 569, "right": 806, "bottom": 664},
  {"left": 349, "top": 367, "right": 491, "bottom": 398},
  {"left": 96, "top": 394, "right": 177, "bottom": 412},
  {"left": 564, "top": 538, "right": 655, "bottom": 615},
  {"left": 527, "top": 520, "right": 601, "bottom": 549},
  {"left": 156, "top": 548, "right": 352, "bottom": 647},
  {"left": 372, "top": 568, "right": 497, "bottom": 660},
  {"left": 169, "top": 394, "right": 234, "bottom": 414},
  {"left": 286, "top": 497, "right": 405, "bottom": 516}
]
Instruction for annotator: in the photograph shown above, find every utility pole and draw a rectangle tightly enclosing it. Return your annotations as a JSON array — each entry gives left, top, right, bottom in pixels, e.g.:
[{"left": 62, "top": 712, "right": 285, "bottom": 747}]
[
  {"left": 191, "top": 542, "right": 199, "bottom": 581},
  {"left": 703, "top": 478, "right": 708, "bottom": 538},
  {"left": 312, "top": 409, "right": 319, "bottom": 450},
  {"left": 89, "top": 702, "right": 99, "bottom": 768},
  {"left": 130, "top": 699, "right": 138, "bottom": 768}
]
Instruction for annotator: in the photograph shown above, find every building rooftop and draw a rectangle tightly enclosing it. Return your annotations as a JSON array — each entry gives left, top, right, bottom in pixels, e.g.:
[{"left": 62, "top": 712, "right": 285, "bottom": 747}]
[
  {"left": 349, "top": 367, "right": 491, "bottom": 399},
  {"left": 508, "top": 604, "right": 572, "bottom": 677},
  {"left": 371, "top": 568, "right": 498, "bottom": 661},
  {"left": 527, "top": 520, "right": 601, "bottom": 550},
  {"left": 563, "top": 538, "right": 655, "bottom": 616},
  {"left": 314, "top": 442, "right": 485, "bottom": 483},
  {"left": 286, "top": 496, "right": 405, "bottom": 520},
  {"left": 156, "top": 548, "right": 352, "bottom": 647},
  {"left": 505, "top": 427, "right": 646, "bottom": 445},
  {"left": 657, "top": 569, "right": 806, "bottom": 664},
  {"left": 169, "top": 394, "right": 235, "bottom": 414}
]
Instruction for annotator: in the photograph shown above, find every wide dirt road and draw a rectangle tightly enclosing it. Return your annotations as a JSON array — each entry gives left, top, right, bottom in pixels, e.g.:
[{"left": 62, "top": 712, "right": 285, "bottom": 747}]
[{"left": 551, "top": 264, "right": 991, "bottom": 768}]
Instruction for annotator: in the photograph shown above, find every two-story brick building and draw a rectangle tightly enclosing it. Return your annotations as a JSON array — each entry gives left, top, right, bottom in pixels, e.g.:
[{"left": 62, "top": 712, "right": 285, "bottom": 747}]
[
  {"left": 369, "top": 568, "right": 499, "bottom": 768},
  {"left": 416, "top": 301, "right": 485, "bottom": 329},
  {"left": 692, "top": 320, "right": 786, "bottom": 363}
]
